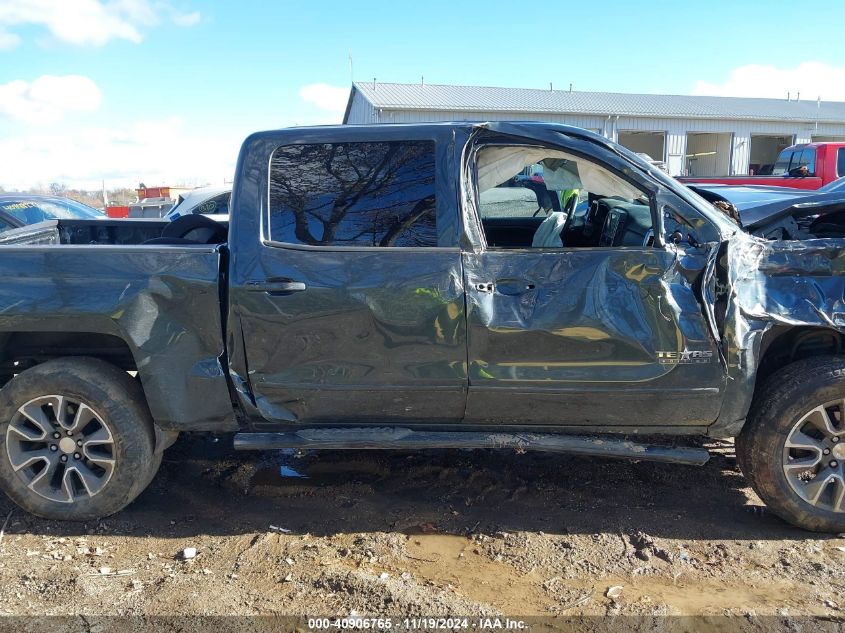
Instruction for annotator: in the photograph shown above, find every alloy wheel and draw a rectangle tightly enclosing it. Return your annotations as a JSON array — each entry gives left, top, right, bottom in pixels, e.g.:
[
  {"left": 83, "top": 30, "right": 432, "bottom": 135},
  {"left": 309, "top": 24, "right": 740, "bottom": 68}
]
[
  {"left": 783, "top": 400, "right": 845, "bottom": 513},
  {"left": 5, "top": 395, "right": 115, "bottom": 503}
]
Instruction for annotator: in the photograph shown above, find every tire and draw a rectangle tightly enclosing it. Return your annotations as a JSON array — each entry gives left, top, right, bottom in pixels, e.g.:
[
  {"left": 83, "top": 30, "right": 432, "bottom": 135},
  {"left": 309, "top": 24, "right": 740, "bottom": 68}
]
[
  {"left": 0, "top": 357, "right": 159, "bottom": 521},
  {"left": 737, "top": 356, "right": 845, "bottom": 532}
]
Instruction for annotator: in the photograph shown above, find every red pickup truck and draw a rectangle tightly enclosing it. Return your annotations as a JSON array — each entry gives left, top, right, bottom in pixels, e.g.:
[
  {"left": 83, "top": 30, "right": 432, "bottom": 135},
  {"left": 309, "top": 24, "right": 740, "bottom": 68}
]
[{"left": 679, "top": 141, "right": 845, "bottom": 190}]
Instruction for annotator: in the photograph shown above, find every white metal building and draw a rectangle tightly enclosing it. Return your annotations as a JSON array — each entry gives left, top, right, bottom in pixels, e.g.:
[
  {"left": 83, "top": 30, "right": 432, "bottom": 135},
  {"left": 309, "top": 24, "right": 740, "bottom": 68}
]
[{"left": 343, "top": 82, "right": 845, "bottom": 177}]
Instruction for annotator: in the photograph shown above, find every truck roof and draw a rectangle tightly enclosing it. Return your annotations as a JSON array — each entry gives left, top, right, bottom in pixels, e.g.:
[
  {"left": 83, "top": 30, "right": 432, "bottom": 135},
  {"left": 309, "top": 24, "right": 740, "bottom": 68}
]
[
  {"left": 786, "top": 141, "right": 845, "bottom": 149},
  {"left": 245, "top": 121, "right": 613, "bottom": 146}
]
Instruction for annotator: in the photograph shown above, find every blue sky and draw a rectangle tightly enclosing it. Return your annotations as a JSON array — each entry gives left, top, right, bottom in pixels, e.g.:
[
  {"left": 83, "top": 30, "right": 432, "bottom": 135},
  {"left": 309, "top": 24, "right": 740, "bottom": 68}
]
[{"left": 2, "top": 0, "right": 845, "bottom": 189}]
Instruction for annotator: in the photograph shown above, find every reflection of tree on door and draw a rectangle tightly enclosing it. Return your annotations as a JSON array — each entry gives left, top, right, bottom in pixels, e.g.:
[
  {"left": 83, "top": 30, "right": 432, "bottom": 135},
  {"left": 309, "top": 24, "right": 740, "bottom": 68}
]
[{"left": 269, "top": 141, "right": 436, "bottom": 247}]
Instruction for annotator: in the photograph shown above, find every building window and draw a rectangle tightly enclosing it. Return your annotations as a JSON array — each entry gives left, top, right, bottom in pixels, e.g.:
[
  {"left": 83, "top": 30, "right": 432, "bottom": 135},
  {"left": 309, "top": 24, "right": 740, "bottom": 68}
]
[{"left": 268, "top": 141, "right": 437, "bottom": 247}]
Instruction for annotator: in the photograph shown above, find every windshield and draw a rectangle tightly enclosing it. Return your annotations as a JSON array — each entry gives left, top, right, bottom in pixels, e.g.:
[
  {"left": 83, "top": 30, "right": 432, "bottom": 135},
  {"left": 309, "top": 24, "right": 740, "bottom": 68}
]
[
  {"left": 0, "top": 197, "right": 104, "bottom": 224},
  {"left": 608, "top": 138, "right": 739, "bottom": 237},
  {"left": 771, "top": 147, "right": 816, "bottom": 176}
]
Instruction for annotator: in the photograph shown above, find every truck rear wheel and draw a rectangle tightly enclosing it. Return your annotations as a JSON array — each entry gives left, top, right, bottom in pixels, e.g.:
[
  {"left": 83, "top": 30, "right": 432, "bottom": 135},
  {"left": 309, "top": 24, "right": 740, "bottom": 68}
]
[
  {"left": 0, "top": 358, "right": 159, "bottom": 521},
  {"left": 737, "top": 356, "right": 845, "bottom": 532}
]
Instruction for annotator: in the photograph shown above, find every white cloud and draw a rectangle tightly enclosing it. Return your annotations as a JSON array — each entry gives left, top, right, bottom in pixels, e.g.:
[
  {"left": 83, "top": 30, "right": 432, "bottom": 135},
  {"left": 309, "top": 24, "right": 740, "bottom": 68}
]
[
  {"left": 0, "top": 75, "right": 101, "bottom": 124},
  {"left": 0, "top": 0, "right": 201, "bottom": 48},
  {"left": 299, "top": 83, "right": 350, "bottom": 113},
  {"left": 0, "top": 117, "right": 239, "bottom": 190},
  {"left": 171, "top": 10, "right": 201, "bottom": 27},
  {"left": 693, "top": 61, "right": 845, "bottom": 102},
  {"left": 0, "top": 30, "right": 21, "bottom": 49}
]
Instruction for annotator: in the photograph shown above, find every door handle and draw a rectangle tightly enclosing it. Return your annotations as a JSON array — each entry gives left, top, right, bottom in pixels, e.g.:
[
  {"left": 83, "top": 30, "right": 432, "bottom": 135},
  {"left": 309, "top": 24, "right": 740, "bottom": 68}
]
[
  {"left": 246, "top": 279, "right": 307, "bottom": 295},
  {"left": 494, "top": 279, "right": 536, "bottom": 296}
]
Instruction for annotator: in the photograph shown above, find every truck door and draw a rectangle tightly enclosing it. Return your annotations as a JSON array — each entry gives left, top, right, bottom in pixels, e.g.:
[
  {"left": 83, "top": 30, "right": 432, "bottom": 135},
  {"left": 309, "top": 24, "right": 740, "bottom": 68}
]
[
  {"left": 228, "top": 132, "right": 467, "bottom": 426},
  {"left": 462, "top": 141, "right": 725, "bottom": 427}
]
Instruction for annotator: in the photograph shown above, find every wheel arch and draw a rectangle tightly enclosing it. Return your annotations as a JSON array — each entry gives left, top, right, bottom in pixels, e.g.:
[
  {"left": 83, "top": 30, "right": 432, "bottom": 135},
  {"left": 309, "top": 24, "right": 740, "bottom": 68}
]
[
  {"left": 0, "top": 331, "right": 138, "bottom": 388},
  {"left": 0, "top": 325, "right": 238, "bottom": 433},
  {"left": 757, "top": 325, "right": 845, "bottom": 384}
]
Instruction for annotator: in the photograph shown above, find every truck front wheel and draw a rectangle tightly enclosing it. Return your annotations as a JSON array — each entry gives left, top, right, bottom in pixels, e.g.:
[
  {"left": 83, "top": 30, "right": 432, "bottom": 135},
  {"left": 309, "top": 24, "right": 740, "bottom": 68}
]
[
  {"left": 737, "top": 356, "right": 845, "bottom": 532},
  {"left": 0, "top": 357, "right": 159, "bottom": 521}
]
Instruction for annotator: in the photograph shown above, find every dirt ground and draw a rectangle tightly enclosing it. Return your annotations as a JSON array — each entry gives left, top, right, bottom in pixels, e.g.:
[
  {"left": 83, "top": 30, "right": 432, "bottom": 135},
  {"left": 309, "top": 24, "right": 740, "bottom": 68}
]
[{"left": 0, "top": 434, "right": 843, "bottom": 629}]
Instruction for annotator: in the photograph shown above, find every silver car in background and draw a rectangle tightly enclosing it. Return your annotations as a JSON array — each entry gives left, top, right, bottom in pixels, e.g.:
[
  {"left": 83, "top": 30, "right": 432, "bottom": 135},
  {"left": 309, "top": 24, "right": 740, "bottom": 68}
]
[{"left": 166, "top": 185, "right": 231, "bottom": 221}]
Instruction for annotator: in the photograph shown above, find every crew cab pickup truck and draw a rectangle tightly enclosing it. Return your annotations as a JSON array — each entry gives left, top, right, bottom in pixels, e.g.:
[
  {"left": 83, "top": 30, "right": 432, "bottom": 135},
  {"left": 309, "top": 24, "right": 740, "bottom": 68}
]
[
  {"left": 3, "top": 122, "right": 845, "bottom": 532},
  {"left": 680, "top": 141, "right": 845, "bottom": 190}
]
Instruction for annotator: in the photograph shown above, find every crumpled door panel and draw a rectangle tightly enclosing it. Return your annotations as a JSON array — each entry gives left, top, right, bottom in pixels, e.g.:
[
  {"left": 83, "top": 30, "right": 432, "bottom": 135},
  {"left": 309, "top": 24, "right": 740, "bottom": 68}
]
[{"left": 463, "top": 246, "right": 725, "bottom": 426}]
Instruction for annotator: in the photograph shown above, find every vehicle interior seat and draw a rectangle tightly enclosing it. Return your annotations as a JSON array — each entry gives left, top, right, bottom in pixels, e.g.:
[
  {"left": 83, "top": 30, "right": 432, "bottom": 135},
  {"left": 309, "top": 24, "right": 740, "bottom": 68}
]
[{"left": 531, "top": 211, "right": 568, "bottom": 248}]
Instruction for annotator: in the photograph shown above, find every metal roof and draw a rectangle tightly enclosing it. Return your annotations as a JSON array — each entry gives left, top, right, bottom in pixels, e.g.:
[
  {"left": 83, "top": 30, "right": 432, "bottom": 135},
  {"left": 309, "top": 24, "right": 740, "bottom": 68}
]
[{"left": 348, "top": 82, "right": 845, "bottom": 124}]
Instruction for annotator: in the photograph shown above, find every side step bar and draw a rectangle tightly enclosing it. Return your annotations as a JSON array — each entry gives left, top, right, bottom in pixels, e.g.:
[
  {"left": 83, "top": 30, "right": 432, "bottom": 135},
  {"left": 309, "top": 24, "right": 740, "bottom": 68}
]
[{"left": 233, "top": 428, "right": 710, "bottom": 466}]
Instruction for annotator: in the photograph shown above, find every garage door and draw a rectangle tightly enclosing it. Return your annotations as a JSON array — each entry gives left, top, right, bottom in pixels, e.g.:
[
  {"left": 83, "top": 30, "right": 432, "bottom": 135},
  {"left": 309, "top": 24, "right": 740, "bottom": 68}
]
[{"left": 686, "top": 132, "right": 732, "bottom": 177}]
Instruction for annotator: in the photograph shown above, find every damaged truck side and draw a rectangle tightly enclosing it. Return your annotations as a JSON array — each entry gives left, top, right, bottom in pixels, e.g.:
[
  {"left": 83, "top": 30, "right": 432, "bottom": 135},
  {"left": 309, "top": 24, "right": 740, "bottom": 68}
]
[{"left": 2, "top": 123, "right": 845, "bottom": 532}]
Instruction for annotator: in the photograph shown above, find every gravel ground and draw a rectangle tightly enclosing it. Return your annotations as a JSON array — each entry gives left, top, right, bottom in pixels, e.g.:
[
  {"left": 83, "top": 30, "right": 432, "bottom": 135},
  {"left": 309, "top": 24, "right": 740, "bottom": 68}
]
[{"left": 0, "top": 434, "right": 843, "bottom": 629}]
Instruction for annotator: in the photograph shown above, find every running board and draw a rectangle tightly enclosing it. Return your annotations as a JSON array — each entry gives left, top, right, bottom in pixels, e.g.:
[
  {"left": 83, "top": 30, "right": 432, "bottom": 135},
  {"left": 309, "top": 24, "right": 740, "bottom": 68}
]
[{"left": 233, "top": 428, "right": 710, "bottom": 466}]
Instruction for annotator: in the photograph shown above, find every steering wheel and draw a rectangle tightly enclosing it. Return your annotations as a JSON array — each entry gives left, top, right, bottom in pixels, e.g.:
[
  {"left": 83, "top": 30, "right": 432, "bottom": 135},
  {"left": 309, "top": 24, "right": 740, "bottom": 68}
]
[
  {"left": 580, "top": 199, "right": 599, "bottom": 238},
  {"left": 559, "top": 203, "right": 576, "bottom": 246}
]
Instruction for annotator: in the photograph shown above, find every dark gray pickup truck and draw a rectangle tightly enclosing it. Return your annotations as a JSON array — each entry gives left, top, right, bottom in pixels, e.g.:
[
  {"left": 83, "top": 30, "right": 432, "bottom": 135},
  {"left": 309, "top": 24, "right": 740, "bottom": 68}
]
[{"left": 2, "top": 122, "right": 845, "bottom": 532}]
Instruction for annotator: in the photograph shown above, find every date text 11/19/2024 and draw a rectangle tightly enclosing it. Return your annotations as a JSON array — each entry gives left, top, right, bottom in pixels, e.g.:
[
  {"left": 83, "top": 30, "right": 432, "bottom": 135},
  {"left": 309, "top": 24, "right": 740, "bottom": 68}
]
[{"left": 307, "top": 617, "right": 528, "bottom": 630}]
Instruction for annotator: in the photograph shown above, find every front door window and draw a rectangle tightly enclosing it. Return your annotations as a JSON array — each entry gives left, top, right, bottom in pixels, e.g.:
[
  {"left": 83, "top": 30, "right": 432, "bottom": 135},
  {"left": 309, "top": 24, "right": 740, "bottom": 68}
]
[{"left": 474, "top": 145, "right": 654, "bottom": 250}]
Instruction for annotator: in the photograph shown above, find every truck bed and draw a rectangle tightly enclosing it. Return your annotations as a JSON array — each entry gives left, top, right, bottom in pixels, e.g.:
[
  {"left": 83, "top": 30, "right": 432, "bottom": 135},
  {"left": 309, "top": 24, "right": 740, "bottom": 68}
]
[
  {"left": 0, "top": 218, "right": 236, "bottom": 431},
  {"left": 0, "top": 218, "right": 192, "bottom": 246}
]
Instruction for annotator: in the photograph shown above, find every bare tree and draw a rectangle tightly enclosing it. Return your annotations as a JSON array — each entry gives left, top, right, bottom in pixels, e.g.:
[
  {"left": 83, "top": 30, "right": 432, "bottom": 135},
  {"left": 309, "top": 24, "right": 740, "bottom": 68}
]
[
  {"left": 49, "top": 182, "right": 67, "bottom": 197},
  {"left": 269, "top": 142, "right": 436, "bottom": 247}
]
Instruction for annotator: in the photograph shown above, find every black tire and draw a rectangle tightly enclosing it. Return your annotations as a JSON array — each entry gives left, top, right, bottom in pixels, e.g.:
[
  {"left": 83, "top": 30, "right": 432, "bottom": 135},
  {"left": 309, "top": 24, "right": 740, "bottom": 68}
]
[
  {"left": 737, "top": 356, "right": 845, "bottom": 532},
  {"left": 0, "top": 357, "right": 159, "bottom": 521}
]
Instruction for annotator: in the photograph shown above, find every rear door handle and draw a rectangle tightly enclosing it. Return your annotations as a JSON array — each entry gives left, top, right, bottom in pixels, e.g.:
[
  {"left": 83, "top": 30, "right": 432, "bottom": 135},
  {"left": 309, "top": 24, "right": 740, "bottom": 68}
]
[
  {"left": 246, "top": 279, "right": 307, "bottom": 295},
  {"left": 494, "top": 279, "right": 536, "bottom": 296}
]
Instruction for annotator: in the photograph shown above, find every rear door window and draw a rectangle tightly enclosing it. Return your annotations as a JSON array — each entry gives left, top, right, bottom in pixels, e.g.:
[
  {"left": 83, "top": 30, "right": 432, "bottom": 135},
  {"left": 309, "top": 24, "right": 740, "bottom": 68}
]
[
  {"left": 268, "top": 141, "right": 437, "bottom": 248},
  {"left": 838, "top": 148, "right": 845, "bottom": 178}
]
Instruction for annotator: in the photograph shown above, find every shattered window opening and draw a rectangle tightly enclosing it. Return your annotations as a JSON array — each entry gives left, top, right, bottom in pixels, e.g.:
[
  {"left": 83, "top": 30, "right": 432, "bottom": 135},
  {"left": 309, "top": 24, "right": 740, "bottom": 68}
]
[{"left": 474, "top": 145, "right": 654, "bottom": 249}]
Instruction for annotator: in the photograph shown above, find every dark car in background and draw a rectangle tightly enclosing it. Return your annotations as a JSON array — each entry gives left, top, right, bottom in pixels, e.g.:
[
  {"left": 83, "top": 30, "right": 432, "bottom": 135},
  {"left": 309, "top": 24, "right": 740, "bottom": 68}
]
[
  {"left": 688, "top": 177, "right": 845, "bottom": 239},
  {"left": 0, "top": 194, "right": 105, "bottom": 233}
]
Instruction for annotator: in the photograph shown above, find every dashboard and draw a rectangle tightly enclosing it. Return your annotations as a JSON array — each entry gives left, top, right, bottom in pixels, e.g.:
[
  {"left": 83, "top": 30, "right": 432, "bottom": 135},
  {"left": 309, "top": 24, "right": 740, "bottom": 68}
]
[{"left": 586, "top": 199, "right": 653, "bottom": 247}]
